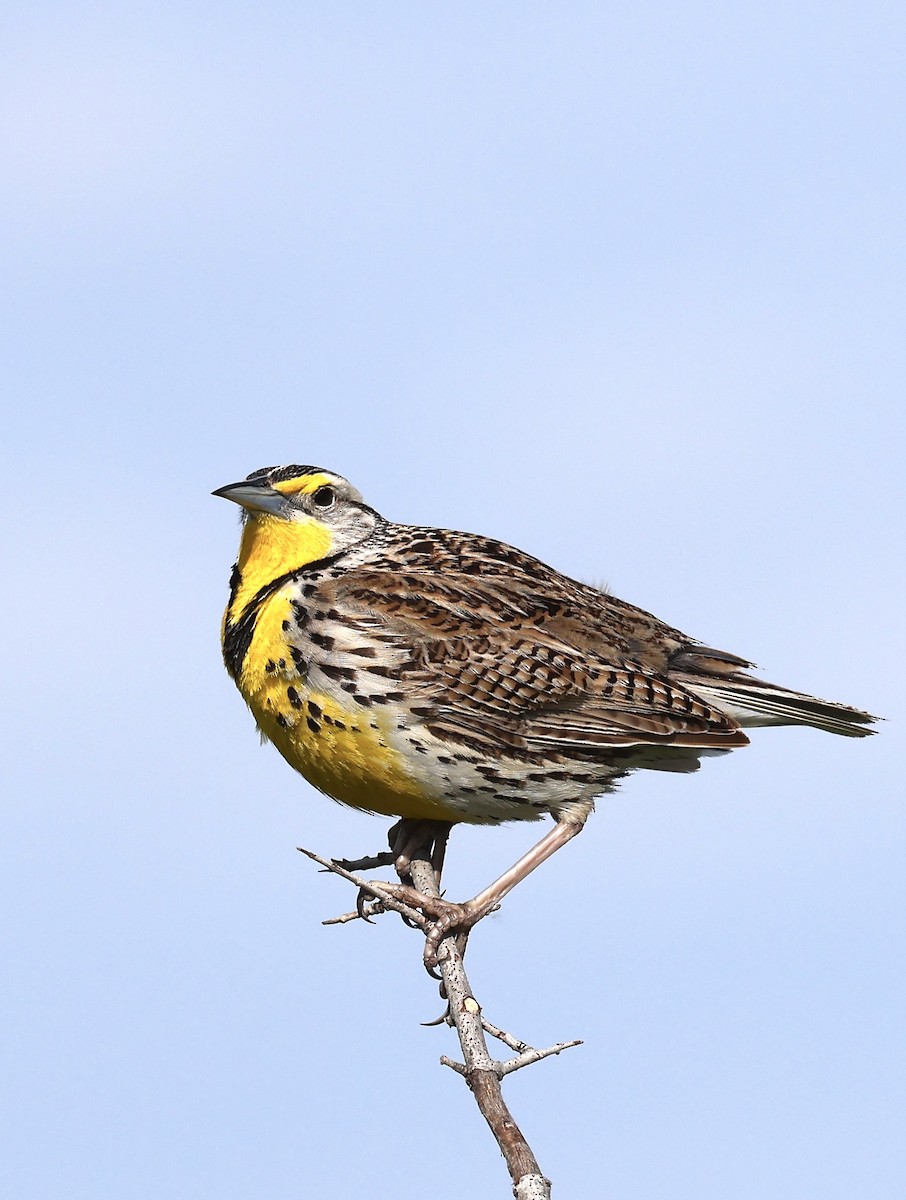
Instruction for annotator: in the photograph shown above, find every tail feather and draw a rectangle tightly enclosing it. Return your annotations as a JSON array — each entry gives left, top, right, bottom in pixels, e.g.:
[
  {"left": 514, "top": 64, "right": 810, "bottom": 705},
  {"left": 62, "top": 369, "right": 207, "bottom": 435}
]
[{"left": 677, "top": 673, "right": 878, "bottom": 738}]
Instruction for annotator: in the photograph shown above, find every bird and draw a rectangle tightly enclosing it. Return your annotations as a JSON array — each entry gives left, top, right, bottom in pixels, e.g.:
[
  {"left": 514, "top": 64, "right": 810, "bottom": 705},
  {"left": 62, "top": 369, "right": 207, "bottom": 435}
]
[{"left": 214, "top": 464, "right": 877, "bottom": 952}]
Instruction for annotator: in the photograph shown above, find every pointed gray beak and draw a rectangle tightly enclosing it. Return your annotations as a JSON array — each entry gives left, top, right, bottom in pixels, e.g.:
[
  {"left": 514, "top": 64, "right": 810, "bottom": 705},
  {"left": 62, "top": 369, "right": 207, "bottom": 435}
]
[{"left": 212, "top": 480, "right": 286, "bottom": 516}]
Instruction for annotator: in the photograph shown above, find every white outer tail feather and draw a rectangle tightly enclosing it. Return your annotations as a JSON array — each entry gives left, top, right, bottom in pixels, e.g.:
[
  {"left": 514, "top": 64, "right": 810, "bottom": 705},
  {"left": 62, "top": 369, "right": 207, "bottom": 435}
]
[{"left": 682, "top": 677, "right": 877, "bottom": 738}]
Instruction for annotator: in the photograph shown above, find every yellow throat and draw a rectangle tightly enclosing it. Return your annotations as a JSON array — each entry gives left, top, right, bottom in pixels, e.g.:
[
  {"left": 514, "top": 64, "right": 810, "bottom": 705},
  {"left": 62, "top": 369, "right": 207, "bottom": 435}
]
[{"left": 221, "top": 500, "right": 441, "bottom": 819}]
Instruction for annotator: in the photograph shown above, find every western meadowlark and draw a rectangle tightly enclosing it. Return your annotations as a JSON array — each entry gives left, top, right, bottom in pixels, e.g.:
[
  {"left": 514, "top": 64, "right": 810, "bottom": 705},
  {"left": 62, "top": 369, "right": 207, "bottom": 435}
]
[{"left": 215, "top": 464, "right": 876, "bottom": 950}]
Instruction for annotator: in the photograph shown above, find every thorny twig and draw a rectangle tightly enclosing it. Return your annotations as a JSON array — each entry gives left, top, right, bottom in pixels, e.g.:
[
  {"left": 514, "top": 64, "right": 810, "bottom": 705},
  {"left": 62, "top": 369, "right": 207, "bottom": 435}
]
[{"left": 299, "top": 843, "right": 582, "bottom": 1198}]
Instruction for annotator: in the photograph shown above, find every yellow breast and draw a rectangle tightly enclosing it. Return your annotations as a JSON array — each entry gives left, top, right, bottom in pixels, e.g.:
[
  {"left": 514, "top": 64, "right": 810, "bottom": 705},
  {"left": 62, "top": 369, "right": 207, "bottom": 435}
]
[{"left": 240, "top": 592, "right": 454, "bottom": 820}]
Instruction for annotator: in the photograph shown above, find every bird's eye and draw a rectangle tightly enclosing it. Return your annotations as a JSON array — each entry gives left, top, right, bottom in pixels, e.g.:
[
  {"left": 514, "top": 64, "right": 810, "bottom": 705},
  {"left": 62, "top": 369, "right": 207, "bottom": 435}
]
[{"left": 312, "top": 486, "right": 336, "bottom": 509}]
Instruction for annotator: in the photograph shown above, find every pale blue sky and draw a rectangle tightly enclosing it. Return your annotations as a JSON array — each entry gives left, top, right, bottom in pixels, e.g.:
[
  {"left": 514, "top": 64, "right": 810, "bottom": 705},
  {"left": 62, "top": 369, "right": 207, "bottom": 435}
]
[{"left": 2, "top": 4, "right": 903, "bottom": 1198}]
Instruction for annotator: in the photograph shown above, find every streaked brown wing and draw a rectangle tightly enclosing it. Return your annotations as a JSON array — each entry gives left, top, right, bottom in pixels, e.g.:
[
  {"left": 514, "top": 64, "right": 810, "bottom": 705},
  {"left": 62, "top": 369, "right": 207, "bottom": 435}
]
[{"left": 326, "top": 570, "right": 748, "bottom": 753}]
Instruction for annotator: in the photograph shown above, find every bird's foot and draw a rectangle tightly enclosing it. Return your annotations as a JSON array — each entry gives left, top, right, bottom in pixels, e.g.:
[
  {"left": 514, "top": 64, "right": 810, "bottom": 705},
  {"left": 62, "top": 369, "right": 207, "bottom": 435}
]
[
  {"left": 378, "top": 884, "right": 495, "bottom": 967},
  {"left": 332, "top": 818, "right": 451, "bottom": 886}
]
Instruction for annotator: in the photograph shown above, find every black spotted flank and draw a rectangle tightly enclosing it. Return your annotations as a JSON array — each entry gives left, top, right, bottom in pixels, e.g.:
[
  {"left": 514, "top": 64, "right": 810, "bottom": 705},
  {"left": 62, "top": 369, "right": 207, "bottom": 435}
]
[{"left": 320, "top": 663, "right": 356, "bottom": 681}]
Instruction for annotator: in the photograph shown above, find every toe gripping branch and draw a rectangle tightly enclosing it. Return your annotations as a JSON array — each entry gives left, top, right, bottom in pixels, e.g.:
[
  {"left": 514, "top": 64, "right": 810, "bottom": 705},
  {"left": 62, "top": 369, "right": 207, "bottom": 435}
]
[{"left": 317, "top": 813, "right": 587, "bottom": 965}]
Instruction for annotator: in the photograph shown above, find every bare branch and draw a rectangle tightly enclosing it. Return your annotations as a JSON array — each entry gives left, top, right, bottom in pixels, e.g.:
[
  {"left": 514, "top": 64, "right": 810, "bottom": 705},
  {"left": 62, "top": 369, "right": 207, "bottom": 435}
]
[
  {"left": 296, "top": 846, "right": 427, "bottom": 927},
  {"left": 514, "top": 1175, "right": 556, "bottom": 1200},
  {"left": 480, "top": 1016, "right": 533, "bottom": 1054},
  {"left": 407, "top": 856, "right": 552, "bottom": 1197},
  {"left": 301, "top": 841, "right": 582, "bottom": 1196},
  {"left": 498, "top": 1039, "right": 584, "bottom": 1077}
]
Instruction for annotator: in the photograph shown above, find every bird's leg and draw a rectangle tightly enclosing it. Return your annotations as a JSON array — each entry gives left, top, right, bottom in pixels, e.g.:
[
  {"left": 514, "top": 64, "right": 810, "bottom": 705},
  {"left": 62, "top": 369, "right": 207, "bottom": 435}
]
[
  {"left": 464, "top": 813, "right": 587, "bottom": 916},
  {"left": 384, "top": 812, "right": 589, "bottom": 966}
]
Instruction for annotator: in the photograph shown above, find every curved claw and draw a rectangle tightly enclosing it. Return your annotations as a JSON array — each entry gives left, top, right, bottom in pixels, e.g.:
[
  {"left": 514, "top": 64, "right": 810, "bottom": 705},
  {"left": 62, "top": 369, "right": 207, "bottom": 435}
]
[
  {"left": 421, "top": 1004, "right": 451, "bottom": 1026},
  {"left": 356, "top": 887, "right": 384, "bottom": 923}
]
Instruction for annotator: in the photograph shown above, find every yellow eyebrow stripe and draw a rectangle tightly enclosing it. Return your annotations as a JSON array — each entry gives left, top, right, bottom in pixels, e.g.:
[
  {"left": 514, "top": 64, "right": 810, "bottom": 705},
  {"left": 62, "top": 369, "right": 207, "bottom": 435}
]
[{"left": 271, "top": 472, "right": 337, "bottom": 496}]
